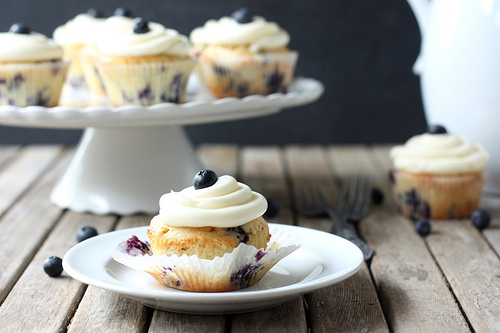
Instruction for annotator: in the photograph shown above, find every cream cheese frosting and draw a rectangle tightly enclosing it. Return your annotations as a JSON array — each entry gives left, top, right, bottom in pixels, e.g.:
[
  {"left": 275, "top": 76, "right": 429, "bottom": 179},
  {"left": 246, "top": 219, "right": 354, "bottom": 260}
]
[
  {"left": 151, "top": 175, "right": 268, "bottom": 228},
  {"left": 190, "top": 16, "right": 290, "bottom": 52},
  {"left": 0, "top": 31, "right": 63, "bottom": 62},
  {"left": 97, "top": 20, "right": 190, "bottom": 57},
  {"left": 390, "top": 132, "right": 489, "bottom": 174},
  {"left": 53, "top": 13, "right": 105, "bottom": 45}
]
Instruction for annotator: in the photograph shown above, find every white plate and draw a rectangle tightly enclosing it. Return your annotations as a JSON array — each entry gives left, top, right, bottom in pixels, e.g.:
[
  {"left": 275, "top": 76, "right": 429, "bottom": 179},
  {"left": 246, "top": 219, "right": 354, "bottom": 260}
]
[
  {"left": 0, "top": 77, "right": 323, "bottom": 129},
  {"left": 63, "top": 224, "right": 363, "bottom": 315}
]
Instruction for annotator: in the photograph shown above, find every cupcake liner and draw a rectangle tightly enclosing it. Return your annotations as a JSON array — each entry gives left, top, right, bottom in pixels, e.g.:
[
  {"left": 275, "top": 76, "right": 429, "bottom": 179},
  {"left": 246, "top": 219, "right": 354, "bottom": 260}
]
[
  {"left": 96, "top": 59, "right": 197, "bottom": 106},
  {"left": 80, "top": 46, "right": 106, "bottom": 96},
  {"left": 196, "top": 51, "right": 298, "bottom": 98},
  {"left": 390, "top": 169, "right": 485, "bottom": 219},
  {"left": 113, "top": 227, "right": 301, "bottom": 292},
  {"left": 61, "top": 44, "right": 87, "bottom": 91},
  {"left": 0, "top": 61, "right": 70, "bottom": 107}
]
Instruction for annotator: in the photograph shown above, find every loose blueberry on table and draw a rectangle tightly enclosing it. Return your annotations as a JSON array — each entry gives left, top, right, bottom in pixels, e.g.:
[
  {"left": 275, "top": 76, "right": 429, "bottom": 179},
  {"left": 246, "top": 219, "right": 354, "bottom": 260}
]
[
  {"left": 231, "top": 8, "right": 253, "bottom": 24},
  {"left": 470, "top": 209, "right": 490, "bottom": 231},
  {"left": 76, "top": 226, "right": 98, "bottom": 242},
  {"left": 43, "top": 256, "right": 63, "bottom": 277},
  {"left": 133, "top": 19, "right": 150, "bottom": 34},
  {"left": 9, "top": 23, "right": 31, "bottom": 34},
  {"left": 428, "top": 124, "right": 447, "bottom": 134},
  {"left": 415, "top": 219, "right": 431, "bottom": 237},
  {"left": 193, "top": 169, "right": 218, "bottom": 189}
]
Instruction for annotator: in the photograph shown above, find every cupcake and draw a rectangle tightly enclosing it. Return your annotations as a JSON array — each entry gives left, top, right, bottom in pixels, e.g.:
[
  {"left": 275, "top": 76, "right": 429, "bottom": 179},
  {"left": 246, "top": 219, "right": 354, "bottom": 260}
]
[
  {"left": 113, "top": 170, "right": 300, "bottom": 292},
  {"left": 53, "top": 9, "right": 106, "bottom": 92},
  {"left": 95, "top": 18, "right": 196, "bottom": 106},
  {"left": 389, "top": 125, "right": 489, "bottom": 220},
  {"left": 0, "top": 23, "right": 69, "bottom": 107},
  {"left": 190, "top": 8, "right": 298, "bottom": 98}
]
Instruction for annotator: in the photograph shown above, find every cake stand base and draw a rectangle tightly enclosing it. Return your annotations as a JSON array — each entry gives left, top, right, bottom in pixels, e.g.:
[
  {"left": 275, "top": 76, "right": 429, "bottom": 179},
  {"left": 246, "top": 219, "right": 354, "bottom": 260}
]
[{"left": 50, "top": 126, "right": 202, "bottom": 215}]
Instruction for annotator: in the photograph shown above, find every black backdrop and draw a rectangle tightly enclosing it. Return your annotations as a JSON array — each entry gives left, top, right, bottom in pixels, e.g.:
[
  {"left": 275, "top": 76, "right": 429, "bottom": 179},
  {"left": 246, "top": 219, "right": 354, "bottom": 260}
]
[{"left": 0, "top": 0, "right": 427, "bottom": 146}]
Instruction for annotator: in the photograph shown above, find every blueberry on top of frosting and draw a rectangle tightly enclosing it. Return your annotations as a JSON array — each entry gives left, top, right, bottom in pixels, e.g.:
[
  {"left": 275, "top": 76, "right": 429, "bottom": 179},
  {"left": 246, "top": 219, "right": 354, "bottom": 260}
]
[
  {"left": 193, "top": 170, "right": 218, "bottom": 189},
  {"left": 231, "top": 7, "right": 253, "bottom": 24},
  {"left": 428, "top": 124, "right": 447, "bottom": 134},
  {"left": 133, "top": 18, "right": 150, "bottom": 34},
  {"left": 9, "top": 23, "right": 31, "bottom": 35},
  {"left": 114, "top": 7, "right": 133, "bottom": 17},
  {"left": 87, "top": 8, "right": 105, "bottom": 18}
]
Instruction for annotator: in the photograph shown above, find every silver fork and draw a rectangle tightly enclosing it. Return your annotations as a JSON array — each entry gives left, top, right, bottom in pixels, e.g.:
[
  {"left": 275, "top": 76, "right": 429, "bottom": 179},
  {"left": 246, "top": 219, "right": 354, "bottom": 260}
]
[{"left": 294, "top": 175, "right": 374, "bottom": 260}]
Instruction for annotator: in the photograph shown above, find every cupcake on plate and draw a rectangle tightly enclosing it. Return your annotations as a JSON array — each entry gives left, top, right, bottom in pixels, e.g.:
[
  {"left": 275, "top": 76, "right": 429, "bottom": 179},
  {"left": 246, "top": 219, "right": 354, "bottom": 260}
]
[
  {"left": 53, "top": 9, "right": 105, "bottom": 92},
  {"left": 190, "top": 8, "right": 298, "bottom": 98},
  {"left": 389, "top": 125, "right": 489, "bottom": 220},
  {"left": 95, "top": 18, "right": 196, "bottom": 106},
  {"left": 0, "top": 23, "right": 69, "bottom": 107},
  {"left": 113, "top": 170, "right": 300, "bottom": 292}
]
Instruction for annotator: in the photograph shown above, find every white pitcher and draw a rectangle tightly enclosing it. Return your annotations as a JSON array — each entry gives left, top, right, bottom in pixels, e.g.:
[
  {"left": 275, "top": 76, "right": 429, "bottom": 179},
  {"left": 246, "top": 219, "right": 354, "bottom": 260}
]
[{"left": 407, "top": 0, "right": 500, "bottom": 194}]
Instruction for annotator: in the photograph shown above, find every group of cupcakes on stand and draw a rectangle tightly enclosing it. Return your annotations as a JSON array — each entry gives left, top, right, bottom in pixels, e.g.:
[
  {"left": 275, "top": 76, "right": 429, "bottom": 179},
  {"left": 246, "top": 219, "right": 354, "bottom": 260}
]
[{"left": 0, "top": 7, "right": 299, "bottom": 108}]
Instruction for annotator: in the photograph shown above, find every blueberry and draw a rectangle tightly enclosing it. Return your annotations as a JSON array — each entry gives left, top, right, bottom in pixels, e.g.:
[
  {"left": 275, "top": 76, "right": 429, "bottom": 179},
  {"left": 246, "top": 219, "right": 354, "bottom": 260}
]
[
  {"left": 415, "top": 219, "right": 431, "bottom": 237},
  {"left": 428, "top": 124, "right": 447, "bottom": 134},
  {"left": 133, "top": 18, "right": 150, "bottom": 34},
  {"left": 76, "top": 226, "right": 98, "bottom": 242},
  {"left": 9, "top": 23, "right": 31, "bottom": 34},
  {"left": 114, "top": 7, "right": 133, "bottom": 17},
  {"left": 371, "top": 188, "right": 384, "bottom": 205},
  {"left": 231, "top": 8, "right": 253, "bottom": 24},
  {"left": 193, "top": 170, "right": 218, "bottom": 190},
  {"left": 43, "top": 256, "right": 63, "bottom": 277},
  {"left": 470, "top": 209, "right": 491, "bottom": 231},
  {"left": 264, "top": 198, "right": 280, "bottom": 218},
  {"left": 87, "top": 8, "right": 105, "bottom": 18}
]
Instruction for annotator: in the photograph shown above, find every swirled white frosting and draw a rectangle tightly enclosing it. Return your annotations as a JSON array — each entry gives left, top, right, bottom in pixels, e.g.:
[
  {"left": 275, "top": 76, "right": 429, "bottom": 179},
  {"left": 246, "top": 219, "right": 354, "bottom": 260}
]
[
  {"left": 390, "top": 133, "right": 489, "bottom": 174},
  {"left": 151, "top": 175, "right": 268, "bottom": 228},
  {"left": 190, "top": 16, "right": 290, "bottom": 52},
  {"left": 53, "top": 13, "right": 105, "bottom": 45},
  {"left": 0, "top": 31, "right": 63, "bottom": 62},
  {"left": 97, "top": 20, "right": 190, "bottom": 57}
]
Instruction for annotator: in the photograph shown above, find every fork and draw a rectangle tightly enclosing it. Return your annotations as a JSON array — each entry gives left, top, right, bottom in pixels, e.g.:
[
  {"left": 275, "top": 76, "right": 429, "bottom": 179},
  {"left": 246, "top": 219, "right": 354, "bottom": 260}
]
[{"left": 294, "top": 175, "right": 374, "bottom": 260}]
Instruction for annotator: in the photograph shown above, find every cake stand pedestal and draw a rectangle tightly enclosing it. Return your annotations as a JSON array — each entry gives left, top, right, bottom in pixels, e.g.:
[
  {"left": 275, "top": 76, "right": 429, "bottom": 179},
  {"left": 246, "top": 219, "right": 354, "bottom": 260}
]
[{"left": 0, "top": 77, "right": 323, "bottom": 215}]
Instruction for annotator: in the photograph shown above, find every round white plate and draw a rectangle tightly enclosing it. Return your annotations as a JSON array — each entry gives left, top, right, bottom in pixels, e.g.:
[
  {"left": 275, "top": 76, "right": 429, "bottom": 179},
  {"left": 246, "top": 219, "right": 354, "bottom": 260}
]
[
  {"left": 63, "top": 224, "right": 363, "bottom": 315},
  {"left": 0, "top": 77, "right": 323, "bottom": 129}
]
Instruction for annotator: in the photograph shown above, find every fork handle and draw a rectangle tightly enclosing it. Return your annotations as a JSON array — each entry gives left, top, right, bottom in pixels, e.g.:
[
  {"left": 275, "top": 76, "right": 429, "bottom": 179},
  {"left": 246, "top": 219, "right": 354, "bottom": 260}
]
[{"left": 327, "top": 211, "right": 374, "bottom": 261}]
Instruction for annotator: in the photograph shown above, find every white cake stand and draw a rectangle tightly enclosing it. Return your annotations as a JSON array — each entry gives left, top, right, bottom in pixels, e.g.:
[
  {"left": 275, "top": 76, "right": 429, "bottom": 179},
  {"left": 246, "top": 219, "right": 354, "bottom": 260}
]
[{"left": 0, "top": 77, "right": 323, "bottom": 215}]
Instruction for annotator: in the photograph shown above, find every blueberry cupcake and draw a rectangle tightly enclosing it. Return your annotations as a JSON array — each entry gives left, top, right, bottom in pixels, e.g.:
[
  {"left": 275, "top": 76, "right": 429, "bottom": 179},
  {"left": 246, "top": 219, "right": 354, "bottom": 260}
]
[
  {"left": 0, "top": 23, "right": 69, "bottom": 107},
  {"left": 113, "top": 170, "right": 300, "bottom": 292},
  {"left": 95, "top": 18, "right": 196, "bottom": 106},
  {"left": 190, "top": 8, "right": 298, "bottom": 98},
  {"left": 389, "top": 125, "right": 489, "bottom": 219},
  {"left": 53, "top": 9, "right": 106, "bottom": 93}
]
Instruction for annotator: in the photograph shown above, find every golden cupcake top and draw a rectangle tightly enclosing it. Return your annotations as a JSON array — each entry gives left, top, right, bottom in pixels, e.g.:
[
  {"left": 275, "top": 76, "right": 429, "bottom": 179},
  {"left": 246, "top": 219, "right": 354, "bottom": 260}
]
[
  {"left": 0, "top": 23, "right": 63, "bottom": 62},
  {"left": 390, "top": 125, "right": 489, "bottom": 174},
  {"left": 189, "top": 8, "right": 290, "bottom": 52},
  {"left": 151, "top": 170, "right": 268, "bottom": 228},
  {"left": 97, "top": 18, "right": 191, "bottom": 57}
]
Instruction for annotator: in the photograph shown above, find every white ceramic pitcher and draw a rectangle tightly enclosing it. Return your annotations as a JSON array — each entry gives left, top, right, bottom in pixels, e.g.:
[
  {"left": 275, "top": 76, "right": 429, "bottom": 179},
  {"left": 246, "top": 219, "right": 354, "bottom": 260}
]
[{"left": 407, "top": 0, "right": 500, "bottom": 194}]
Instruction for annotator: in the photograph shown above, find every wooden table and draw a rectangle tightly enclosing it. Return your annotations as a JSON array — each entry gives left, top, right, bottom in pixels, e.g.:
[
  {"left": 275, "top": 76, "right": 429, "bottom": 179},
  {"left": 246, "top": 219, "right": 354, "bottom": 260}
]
[{"left": 0, "top": 144, "right": 499, "bottom": 332}]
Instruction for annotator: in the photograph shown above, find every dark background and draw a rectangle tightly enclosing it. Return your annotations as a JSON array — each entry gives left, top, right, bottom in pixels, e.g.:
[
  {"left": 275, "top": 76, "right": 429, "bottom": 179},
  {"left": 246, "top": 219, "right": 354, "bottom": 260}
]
[{"left": 0, "top": 0, "right": 426, "bottom": 146}]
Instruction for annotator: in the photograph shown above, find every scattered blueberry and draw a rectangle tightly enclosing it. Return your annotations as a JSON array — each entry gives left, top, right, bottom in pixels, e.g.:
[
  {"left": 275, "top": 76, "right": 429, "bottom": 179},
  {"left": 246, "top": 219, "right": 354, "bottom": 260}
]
[
  {"left": 193, "top": 170, "right": 218, "bottom": 190},
  {"left": 428, "top": 124, "right": 447, "bottom": 134},
  {"left": 231, "top": 8, "right": 253, "bottom": 24},
  {"left": 87, "top": 8, "right": 105, "bottom": 18},
  {"left": 415, "top": 219, "right": 431, "bottom": 237},
  {"left": 470, "top": 209, "right": 491, "bottom": 231},
  {"left": 9, "top": 23, "right": 31, "bottom": 34},
  {"left": 264, "top": 198, "right": 280, "bottom": 218},
  {"left": 114, "top": 7, "right": 133, "bottom": 17},
  {"left": 133, "top": 18, "right": 150, "bottom": 34},
  {"left": 371, "top": 188, "right": 384, "bottom": 205},
  {"left": 43, "top": 256, "right": 63, "bottom": 277},
  {"left": 76, "top": 226, "right": 98, "bottom": 242}
]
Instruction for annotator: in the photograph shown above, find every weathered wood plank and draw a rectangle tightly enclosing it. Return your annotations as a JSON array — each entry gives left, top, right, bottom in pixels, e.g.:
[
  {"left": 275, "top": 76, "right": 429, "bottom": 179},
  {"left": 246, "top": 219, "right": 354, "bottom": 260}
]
[
  {"left": 0, "top": 211, "right": 116, "bottom": 332},
  {"left": 481, "top": 193, "right": 500, "bottom": 256},
  {"left": 0, "top": 145, "right": 21, "bottom": 169},
  {"left": 0, "top": 148, "right": 70, "bottom": 304},
  {"left": 369, "top": 145, "right": 470, "bottom": 332},
  {"left": 286, "top": 145, "right": 388, "bottom": 332}
]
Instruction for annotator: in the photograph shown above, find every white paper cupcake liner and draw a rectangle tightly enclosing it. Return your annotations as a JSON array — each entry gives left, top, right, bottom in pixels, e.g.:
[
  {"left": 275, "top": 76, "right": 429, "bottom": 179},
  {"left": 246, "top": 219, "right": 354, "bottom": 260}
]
[{"left": 113, "top": 227, "right": 301, "bottom": 292}]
